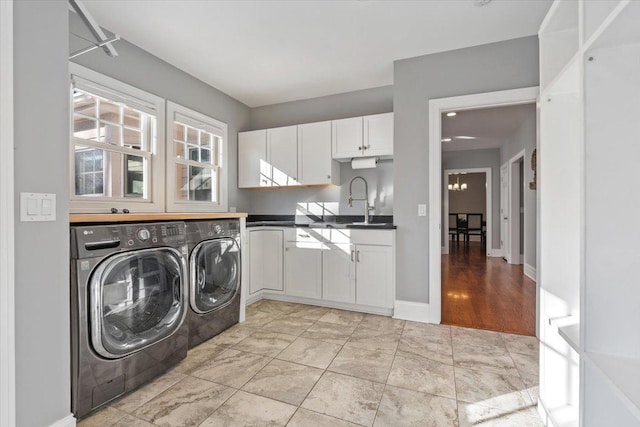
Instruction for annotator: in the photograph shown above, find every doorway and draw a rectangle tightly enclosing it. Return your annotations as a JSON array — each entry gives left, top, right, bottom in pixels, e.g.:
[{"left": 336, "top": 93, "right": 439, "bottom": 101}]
[
  {"left": 443, "top": 168, "right": 491, "bottom": 256},
  {"left": 428, "top": 87, "right": 539, "bottom": 335}
]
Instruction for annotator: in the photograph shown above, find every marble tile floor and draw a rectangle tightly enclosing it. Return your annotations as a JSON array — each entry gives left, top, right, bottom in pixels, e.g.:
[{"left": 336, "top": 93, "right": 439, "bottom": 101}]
[{"left": 78, "top": 300, "right": 542, "bottom": 427}]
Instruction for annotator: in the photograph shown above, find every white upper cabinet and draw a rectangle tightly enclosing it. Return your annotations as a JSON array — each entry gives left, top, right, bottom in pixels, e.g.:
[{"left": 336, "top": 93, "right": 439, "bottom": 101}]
[
  {"left": 364, "top": 112, "right": 394, "bottom": 157},
  {"left": 238, "top": 126, "right": 299, "bottom": 188},
  {"left": 298, "top": 121, "right": 339, "bottom": 186},
  {"left": 332, "top": 113, "right": 393, "bottom": 161},
  {"left": 332, "top": 116, "right": 364, "bottom": 159},
  {"left": 239, "top": 120, "right": 341, "bottom": 188},
  {"left": 238, "top": 129, "right": 267, "bottom": 188},
  {"left": 268, "top": 125, "right": 299, "bottom": 186}
]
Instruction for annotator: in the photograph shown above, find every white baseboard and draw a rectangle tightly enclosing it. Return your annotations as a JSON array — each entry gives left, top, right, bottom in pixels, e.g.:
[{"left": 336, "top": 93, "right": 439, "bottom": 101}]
[
  {"left": 393, "top": 300, "right": 438, "bottom": 323},
  {"left": 524, "top": 263, "right": 537, "bottom": 282},
  {"left": 245, "top": 292, "right": 393, "bottom": 316},
  {"left": 50, "top": 414, "right": 76, "bottom": 427},
  {"left": 488, "top": 249, "right": 504, "bottom": 257}
]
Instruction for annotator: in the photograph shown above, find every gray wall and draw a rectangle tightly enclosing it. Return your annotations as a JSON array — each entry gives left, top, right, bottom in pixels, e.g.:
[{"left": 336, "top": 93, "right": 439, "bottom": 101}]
[
  {"left": 14, "top": 1, "right": 70, "bottom": 426},
  {"left": 502, "top": 111, "right": 537, "bottom": 267},
  {"left": 448, "top": 172, "right": 487, "bottom": 216},
  {"left": 443, "top": 149, "right": 501, "bottom": 250},
  {"left": 249, "top": 160, "right": 393, "bottom": 216},
  {"left": 248, "top": 86, "right": 394, "bottom": 216},
  {"left": 250, "top": 85, "right": 393, "bottom": 129},
  {"left": 69, "top": 13, "right": 252, "bottom": 212},
  {"left": 394, "top": 36, "right": 539, "bottom": 302}
]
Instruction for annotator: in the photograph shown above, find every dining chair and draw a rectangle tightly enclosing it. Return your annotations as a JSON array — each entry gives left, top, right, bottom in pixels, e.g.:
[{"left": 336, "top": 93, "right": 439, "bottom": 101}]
[{"left": 465, "top": 213, "right": 484, "bottom": 248}]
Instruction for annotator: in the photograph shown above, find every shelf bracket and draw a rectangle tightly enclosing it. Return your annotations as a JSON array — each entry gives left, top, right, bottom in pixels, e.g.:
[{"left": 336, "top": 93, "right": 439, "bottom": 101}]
[{"left": 69, "top": 0, "right": 119, "bottom": 58}]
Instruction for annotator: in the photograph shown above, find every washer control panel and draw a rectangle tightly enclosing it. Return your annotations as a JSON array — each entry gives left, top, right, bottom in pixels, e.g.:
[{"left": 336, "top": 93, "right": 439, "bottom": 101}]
[{"left": 73, "top": 221, "right": 187, "bottom": 258}]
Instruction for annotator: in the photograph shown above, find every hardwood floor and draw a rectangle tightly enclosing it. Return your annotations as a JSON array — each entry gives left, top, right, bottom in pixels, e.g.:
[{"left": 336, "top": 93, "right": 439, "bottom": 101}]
[{"left": 441, "top": 242, "right": 536, "bottom": 336}]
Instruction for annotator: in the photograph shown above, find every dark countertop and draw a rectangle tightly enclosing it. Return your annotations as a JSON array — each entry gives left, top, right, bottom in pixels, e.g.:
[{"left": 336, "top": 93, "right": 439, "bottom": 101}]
[{"left": 246, "top": 214, "right": 396, "bottom": 230}]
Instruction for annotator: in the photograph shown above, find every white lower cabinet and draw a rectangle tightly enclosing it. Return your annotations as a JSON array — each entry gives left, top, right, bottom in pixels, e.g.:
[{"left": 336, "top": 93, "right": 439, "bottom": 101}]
[
  {"left": 354, "top": 244, "right": 393, "bottom": 308},
  {"left": 252, "top": 227, "right": 394, "bottom": 312},
  {"left": 249, "top": 229, "right": 283, "bottom": 294},
  {"left": 322, "top": 243, "right": 355, "bottom": 304},
  {"left": 285, "top": 242, "right": 322, "bottom": 299}
]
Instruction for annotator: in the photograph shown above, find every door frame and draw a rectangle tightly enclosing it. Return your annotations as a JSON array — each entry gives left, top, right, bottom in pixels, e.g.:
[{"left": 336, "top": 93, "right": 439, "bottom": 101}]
[
  {"left": 427, "top": 86, "right": 538, "bottom": 324},
  {"left": 443, "top": 167, "right": 492, "bottom": 256},
  {"left": 0, "top": 1, "right": 15, "bottom": 425}
]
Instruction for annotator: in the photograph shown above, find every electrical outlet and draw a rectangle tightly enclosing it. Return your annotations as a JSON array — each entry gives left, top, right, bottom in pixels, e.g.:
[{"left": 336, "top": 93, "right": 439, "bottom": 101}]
[{"left": 418, "top": 204, "right": 427, "bottom": 216}]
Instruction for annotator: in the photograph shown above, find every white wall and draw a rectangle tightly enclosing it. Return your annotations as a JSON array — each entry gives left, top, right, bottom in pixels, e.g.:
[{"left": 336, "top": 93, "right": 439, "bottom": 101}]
[{"left": 14, "top": 1, "right": 70, "bottom": 425}]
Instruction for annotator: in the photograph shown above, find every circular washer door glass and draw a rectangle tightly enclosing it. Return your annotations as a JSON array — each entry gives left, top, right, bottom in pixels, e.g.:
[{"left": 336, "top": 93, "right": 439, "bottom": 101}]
[
  {"left": 90, "top": 248, "right": 185, "bottom": 358},
  {"left": 191, "top": 238, "right": 240, "bottom": 314}
]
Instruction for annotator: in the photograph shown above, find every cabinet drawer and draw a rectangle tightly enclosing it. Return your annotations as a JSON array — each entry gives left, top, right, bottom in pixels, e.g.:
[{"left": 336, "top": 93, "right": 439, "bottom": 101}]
[
  {"left": 348, "top": 230, "right": 394, "bottom": 246},
  {"left": 285, "top": 228, "right": 324, "bottom": 244}
]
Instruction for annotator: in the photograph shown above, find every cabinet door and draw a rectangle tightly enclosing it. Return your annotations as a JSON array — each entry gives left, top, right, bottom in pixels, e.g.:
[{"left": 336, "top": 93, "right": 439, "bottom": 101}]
[
  {"left": 355, "top": 244, "right": 393, "bottom": 308},
  {"left": 249, "top": 230, "right": 264, "bottom": 294},
  {"left": 238, "top": 130, "right": 268, "bottom": 188},
  {"left": 298, "top": 121, "right": 334, "bottom": 185},
  {"left": 262, "top": 230, "right": 284, "bottom": 291},
  {"left": 332, "top": 117, "right": 363, "bottom": 159},
  {"left": 268, "top": 126, "right": 298, "bottom": 186},
  {"left": 322, "top": 243, "right": 355, "bottom": 304},
  {"left": 285, "top": 242, "right": 322, "bottom": 299},
  {"left": 249, "top": 229, "right": 283, "bottom": 293},
  {"left": 364, "top": 112, "right": 393, "bottom": 157}
]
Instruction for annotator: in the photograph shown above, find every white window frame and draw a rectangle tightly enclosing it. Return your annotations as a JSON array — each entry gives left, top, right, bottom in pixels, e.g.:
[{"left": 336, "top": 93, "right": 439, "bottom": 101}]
[
  {"left": 69, "top": 63, "right": 165, "bottom": 213},
  {"left": 166, "top": 101, "right": 228, "bottom": 212}
]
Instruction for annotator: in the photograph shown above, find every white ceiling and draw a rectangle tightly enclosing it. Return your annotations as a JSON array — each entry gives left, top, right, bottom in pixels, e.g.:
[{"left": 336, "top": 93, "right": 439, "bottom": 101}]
[
  {"left": 81, "top": 0, "right": 552, "bottom": 108},
  {"left": 441, "top": 103, "right": 536, "bottom": 152}
]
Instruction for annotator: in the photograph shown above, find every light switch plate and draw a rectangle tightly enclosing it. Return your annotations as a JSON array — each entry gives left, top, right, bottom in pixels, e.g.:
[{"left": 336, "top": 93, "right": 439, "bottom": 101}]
[
  {"left": 20, "top": 192, "right": 56, "bottom": 222},
  {"left": 418, "top": 204, "right": 427, "bottom": 217}
]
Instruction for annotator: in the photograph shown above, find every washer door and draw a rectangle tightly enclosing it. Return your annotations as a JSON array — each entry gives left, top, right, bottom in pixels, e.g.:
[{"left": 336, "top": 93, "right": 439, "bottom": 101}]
[
  {"left": 190, "top": 238, "right": 240, "bottom": 314},
  {"left": 90, "top": 247, "right": 186, "bottom": 359}
]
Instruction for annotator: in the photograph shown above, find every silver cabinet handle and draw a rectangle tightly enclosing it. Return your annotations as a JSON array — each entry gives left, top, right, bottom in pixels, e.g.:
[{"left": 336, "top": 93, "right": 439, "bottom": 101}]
[
  {"left": 327, "top": 175, "right": 331, "bottom": 179},
  {"left": 358, "top": 146, "right": 362, "bottom": 150},
  {"left": 351, "top": 250, "right": 355, "bottom": 262},
  {"left": 298, "top": 233, "right": 309, "bottom": 238},
  {"left": 356, "top": 251, "right": 361, "bottom": 262}
]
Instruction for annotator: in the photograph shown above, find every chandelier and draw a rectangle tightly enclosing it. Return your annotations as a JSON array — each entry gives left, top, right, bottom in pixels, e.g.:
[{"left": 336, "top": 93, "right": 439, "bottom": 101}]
[{"left": 448, "top": 175, "right": 467, "bottom": 192}]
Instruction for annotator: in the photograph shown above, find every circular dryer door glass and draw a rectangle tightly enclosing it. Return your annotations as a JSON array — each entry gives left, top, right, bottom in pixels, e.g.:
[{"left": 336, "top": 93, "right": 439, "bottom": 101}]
[
  {"left": 191, "top": 238, "right": 240, "bottom": 314},
  {"left": 90, "top": 248, "right": 186, "bottom": 358}
]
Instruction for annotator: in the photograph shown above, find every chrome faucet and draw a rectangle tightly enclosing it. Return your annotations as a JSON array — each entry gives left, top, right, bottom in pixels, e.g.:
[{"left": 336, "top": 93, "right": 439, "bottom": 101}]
[{"left": 348, "top": 176, "right": 374, "bottom": 224}]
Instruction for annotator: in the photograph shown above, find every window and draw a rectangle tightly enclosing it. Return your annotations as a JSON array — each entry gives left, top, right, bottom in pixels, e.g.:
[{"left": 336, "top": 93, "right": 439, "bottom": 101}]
[
  {"left": 70, "top": 64, "right": 165, "bottom": 213},
  {"left": 166, "top": 102, "right": 228, "bottom": 212}
]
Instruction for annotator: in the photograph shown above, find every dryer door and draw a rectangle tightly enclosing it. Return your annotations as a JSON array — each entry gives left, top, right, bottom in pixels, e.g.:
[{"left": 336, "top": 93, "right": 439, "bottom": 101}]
[
  {"left": 90, "top": 247, "right": 187, "bottom": 358},
  {"left": 190, "top": 237, "right": 240, "bottom": 314}
]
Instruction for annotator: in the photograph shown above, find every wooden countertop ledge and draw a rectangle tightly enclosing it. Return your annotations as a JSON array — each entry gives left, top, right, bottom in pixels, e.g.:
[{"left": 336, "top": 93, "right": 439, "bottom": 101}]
[{"left": 70, "top": 212, "right": 248, "bottom": 224}]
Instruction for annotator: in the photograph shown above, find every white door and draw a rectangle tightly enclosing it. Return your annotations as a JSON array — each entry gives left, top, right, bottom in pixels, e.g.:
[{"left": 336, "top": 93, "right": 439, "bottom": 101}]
[
  {"left": 355, "top": 244, "right": 393, "bottom": 308},
  {"left": 285, "top": 242, "right": 322, "bottom": 299},
  {"left": 332, "top": 116, "right": 363, "bottom": 159},
  {"left": 322, "top": 243, "right": 355, "bottom": 304},
  {"left": 238, "top": 130, "right": 268, "bottom": 188},
  {"left": 364, "top": 112, "right": 393, "bottom": 157},
  {"left": 500, "top": 163, "right": 509, "bottom": 260},
  {"left": 268, "top": 126, "right": 298, "bottom": 186},
  {"left": 298, "top": 121, "right": 332, "bottom": 185}
]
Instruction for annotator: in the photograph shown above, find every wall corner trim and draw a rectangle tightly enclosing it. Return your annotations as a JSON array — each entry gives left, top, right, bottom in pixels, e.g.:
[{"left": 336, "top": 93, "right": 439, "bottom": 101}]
[
  {"left": 49, "top": 414, "right": 76, "bottom": 427},
  {"left": 393, "top": 300, "right": 438, "bottom": 323},
  {"left": 524, "top": 263, "right": 537, "bottom": 282}
]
